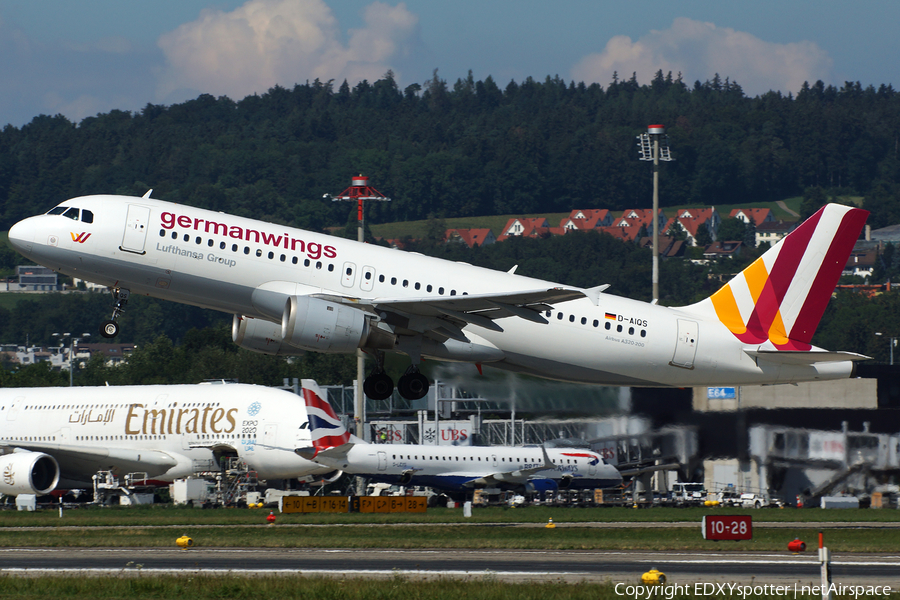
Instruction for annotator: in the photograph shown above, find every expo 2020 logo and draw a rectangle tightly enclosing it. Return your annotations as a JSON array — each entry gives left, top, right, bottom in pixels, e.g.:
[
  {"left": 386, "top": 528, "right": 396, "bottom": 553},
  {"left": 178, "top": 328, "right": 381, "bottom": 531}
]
[{"left": 247, "top": 402, "right": 261, "bottom": 417}]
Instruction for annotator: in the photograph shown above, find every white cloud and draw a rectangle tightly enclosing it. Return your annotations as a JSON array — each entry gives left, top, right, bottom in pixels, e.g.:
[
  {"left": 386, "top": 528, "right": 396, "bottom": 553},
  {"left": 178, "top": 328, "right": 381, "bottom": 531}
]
[
  {"left": 155, "top": 0, "right": 419, "bottom": 102},
  {"left": 571, "top": 17, "right": 834, "bottom": 96}
]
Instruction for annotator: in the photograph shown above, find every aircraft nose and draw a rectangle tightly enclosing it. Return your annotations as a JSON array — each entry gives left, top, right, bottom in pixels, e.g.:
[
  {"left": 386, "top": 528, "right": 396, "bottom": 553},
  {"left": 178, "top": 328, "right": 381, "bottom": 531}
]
[{"left": 8, "top": 218, "right": 36, "bottom": 253}]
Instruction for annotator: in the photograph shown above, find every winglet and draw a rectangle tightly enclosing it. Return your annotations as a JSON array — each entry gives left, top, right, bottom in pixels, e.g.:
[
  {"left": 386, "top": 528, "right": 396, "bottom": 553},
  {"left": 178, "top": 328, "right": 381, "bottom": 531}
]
[
  {"left": 300, "top": 379, "right": 350, "bottom": 456},
  {"left": 581, "top": 284, "right": 610, "bottom": 306}
]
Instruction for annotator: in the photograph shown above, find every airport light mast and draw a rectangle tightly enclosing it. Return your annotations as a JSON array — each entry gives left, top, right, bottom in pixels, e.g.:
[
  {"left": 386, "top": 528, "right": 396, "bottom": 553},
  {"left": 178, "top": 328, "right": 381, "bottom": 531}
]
[
  {"left": 637, "top": 125, "right": 673, "bottom": 302},
  {"left": 324, "top": 175, "right": 391, "bottom": 440}
]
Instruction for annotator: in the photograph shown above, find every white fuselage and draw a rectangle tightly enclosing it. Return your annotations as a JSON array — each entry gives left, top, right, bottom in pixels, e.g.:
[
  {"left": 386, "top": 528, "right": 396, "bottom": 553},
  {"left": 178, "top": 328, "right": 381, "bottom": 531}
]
[
  {"left": 0, "top": 383, "right": 332, "bottom": 488},
  {"left": 8, "top": 195, "right": 855, "bottom": 386},
  {"left": 314, "top": 443, "right": 621, "bottom": 492}
]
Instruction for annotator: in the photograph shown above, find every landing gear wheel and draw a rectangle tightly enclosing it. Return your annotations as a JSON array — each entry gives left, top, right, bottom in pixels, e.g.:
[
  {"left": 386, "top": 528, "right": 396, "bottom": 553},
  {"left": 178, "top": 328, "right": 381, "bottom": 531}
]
[
  {"left": 100, "top": 320, "right": 119, "bottom": 339},
  {"left": 397, "top": 369, "right": 429, "bottom": 400},
  {"left": 363, "top": 372, "right": 394, "bottom": 400}
]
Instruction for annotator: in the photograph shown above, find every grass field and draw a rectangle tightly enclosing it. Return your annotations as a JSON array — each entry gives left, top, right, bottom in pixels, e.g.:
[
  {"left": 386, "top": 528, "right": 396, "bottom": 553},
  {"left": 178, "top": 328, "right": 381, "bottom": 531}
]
[{"left": 2, "top": 505, "right": 898, "bottom": 553}]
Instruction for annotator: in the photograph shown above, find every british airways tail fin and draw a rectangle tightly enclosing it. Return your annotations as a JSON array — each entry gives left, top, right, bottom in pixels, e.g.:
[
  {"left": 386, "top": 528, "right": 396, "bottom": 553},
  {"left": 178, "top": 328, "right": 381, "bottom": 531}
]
[
  {"left": 299, "top": 379, "right": 351, "bottom": 457},
  {"left": 687, "top": 203, "right": 868, "bottom": 351}
]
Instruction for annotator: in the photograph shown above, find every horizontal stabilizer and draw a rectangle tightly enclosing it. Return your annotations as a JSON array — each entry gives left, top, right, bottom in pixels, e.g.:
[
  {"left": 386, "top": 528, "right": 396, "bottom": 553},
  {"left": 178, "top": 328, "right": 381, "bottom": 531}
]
[{"left": 745, "top": 349, "right": 871, "bottom": 365}]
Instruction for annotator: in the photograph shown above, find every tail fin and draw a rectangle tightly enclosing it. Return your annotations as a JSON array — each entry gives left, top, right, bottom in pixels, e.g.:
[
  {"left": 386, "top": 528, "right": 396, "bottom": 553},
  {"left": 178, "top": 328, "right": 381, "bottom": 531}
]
[
  {"left": 695, "top": 203, "right": 868, "bottom": 351},
  {"left": 301, "top": 379, "right": 350, "bottom": 455}
]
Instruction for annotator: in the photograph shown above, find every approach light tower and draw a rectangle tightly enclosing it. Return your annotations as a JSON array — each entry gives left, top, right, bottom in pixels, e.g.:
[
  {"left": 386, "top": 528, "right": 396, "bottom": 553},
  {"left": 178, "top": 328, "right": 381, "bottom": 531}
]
[
  {"left": 637, "top": 125, "right": 673, "bottom": 302},
  {"left": 324, "top": 175, "right": 391, "bottom": 439}
]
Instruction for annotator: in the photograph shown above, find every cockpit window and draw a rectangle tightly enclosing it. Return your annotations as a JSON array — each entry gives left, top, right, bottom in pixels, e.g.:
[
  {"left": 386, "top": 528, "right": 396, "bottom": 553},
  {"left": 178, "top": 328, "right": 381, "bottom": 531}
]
[
  {"left": 62, "top": 208, "right": 80, "bottom": 220},
  {"left": 47, "top": 206, "right": 67, "bottom": 215},
  {"left": 82, "top": 210, "right": 94, "bottom": 224}
]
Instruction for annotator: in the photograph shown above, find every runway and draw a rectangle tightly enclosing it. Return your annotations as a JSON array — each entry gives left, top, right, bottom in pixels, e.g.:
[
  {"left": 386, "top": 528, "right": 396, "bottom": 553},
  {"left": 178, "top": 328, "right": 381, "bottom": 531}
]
[{"left": 1, "top": 547, "right": 897, "bottom": 585}]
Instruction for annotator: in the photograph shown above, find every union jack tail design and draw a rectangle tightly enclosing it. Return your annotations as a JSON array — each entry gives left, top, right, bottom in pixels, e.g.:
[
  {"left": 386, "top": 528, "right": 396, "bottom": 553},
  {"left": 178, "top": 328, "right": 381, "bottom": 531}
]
[
  {"left": 701, "top": 204, "right": 868, "bottom": 350},
  {"left": 301, "top": 379, "right": 350, "bottom": 455}
]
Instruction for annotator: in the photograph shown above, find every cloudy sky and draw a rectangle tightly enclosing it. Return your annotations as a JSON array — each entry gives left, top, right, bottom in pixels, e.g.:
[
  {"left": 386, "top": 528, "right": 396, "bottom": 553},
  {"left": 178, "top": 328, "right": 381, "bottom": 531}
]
[{"left": 1, "top": 0, "right": 898, "bottom": 127}]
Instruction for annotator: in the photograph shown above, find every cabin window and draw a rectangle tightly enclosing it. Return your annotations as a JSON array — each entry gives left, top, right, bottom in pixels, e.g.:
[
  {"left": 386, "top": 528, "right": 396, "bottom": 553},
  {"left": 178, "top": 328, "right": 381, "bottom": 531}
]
[
  {"left": 304, "top": 259, "right": 310, "bottom": 267},
  {"left": 438, "top": 287, "right": 444, "bottom": 295},
  {"left": 581, "top": 317, "right": 587, "bottom": 325},
  {"left": 391, "top": 277, "right": 397, "bottom": 285},
  {"left": 593, "top": 319, "right": 599, "bottom": 327},
  {"left": 267, "top": 251, "right": 274, "bottom": 259},
  {"left": 256, "top": 249, "right": 262, "bottom": 257},
  {"left": 328, "top": 264, "right": 334, "bottom": 272},
  {"left": 316, "top": 262, "right": 322, "bottom": 270},
  {"left": 569, "top": 315, "right": 575, "bottom": 323},
  {"left": 414, "top": 282, "right": 420, "bottom": 290},
  {"left": 207, "top": 239, "right": 214, "bottom": 247},
  {"left": 403, "top": 280, "right": 409, "bottom": 288},
  {"left": 159, "top": 229, "right": 166, "bottom": 237},
  {"left": 427, "top": 284, "right": 433, "bottom": 292},
  {"left": 450, "top": 290, "right": 456, "bottom": 296},
  {"left": 171, "top": 232, "right": 177, "bottom": 240},
  {"left": 605, "top": 322, "right": 611, "bottom": 330},
  {"left": 220, "top": 242, "right": 226, "bottom": 249},
  {"left": 232, "top": 244, "right": 238, "bottom": 252},
  {"left": 617, "top": 324, "right": 623, "bottom": 333},
  {"left": 183, "top": 234, "right": 190, "bottom": 242},
  {"left": 641, "top": 330, "right": 647, "bottom": 337},
  {"left": 629, "top": 326, "right": 634, "bottom": 335},
  {"left": 557, "top": 313, "right": 563, "bottom": 320},
  {"left": 244, "top": 247, "right": 250, "bottom": 254},
  {"left": 292, "top": 257, "right": 298, "bottom": 265},
  {"left": 280, "top": 254, "right": 286, "bottom": 262}
]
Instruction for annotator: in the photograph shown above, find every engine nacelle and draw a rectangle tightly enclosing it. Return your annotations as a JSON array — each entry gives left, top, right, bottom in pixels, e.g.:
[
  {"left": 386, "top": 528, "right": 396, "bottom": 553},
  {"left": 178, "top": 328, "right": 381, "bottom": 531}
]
[
  {"left": 525, "top": 478, "right": 559, "bottom": 493},
  {"left": 232, "top": 315, "right": 305, "bottom": 356},
  {"left": 0, "top": 451, "right": 59, "bottom": 495},
  {"left": 282, "top": 296, "right": 394, "bottom": 353}
]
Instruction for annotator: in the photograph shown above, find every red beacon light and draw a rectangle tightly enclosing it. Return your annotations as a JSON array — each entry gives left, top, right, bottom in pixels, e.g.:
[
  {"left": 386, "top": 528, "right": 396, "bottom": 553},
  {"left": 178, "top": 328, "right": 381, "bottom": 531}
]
[
  {"left": 788, "top": 538, "right": 806, "bottom": 553},
  {"left": 266, "top": 511, "right": 276, "bottom": 524}
]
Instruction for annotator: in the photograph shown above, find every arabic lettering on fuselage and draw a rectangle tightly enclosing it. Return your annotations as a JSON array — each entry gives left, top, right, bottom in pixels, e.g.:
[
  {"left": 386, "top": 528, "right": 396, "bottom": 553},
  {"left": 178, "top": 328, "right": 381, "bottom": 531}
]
[
  {"left": 68, "top": 408, "right": 116, "bottom": 426},
  {"left": 159, "top": 211, "right": 336, "bottom": 261}
]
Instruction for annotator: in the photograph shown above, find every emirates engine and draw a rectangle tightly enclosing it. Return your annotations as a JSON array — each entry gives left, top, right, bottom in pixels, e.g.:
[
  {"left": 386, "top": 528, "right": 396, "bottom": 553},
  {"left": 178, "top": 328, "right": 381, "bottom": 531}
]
[{"left": 0, "top": 451, "right": 60, "bottom": 495}]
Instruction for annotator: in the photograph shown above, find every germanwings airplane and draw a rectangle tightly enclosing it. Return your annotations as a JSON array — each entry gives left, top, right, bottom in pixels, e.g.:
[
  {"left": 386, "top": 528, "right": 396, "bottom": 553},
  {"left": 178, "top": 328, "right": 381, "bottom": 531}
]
[
  {"left": 295, "top": 380, "right": 622, "bottom": 496},
  {"left": 0, "top": 383, "right": 336, "bottom": 497},
  {"left": 8, "top": 194, "right": 869, "bottom": 400}
]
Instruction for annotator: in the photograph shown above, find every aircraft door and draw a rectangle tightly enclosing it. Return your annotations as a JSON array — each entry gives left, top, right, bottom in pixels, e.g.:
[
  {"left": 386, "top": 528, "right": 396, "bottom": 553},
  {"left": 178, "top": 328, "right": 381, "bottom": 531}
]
[
  {"left": 670, "top": 319, "right": 698, "bottom": 369},
  {"left": 588, "top": 457, "right": 597, "bottom": 476},
  {"left": 341, "top": 262, "right": 357, "bottom": 288},
  {"left": 7, "top": 396, "right": 23, "bottom": 421},
  {"left": 59, "top": 427, "right": 71, "bottom": 444},
  {"left": 492, "top": 454, "right": 498, "bottom": 468},
  {"left": 120, "top": 204, "right": 151, "bottom": 254},
  {"left": 263, "top": 424, "right": 277, "bottom": 450},
  {"left": 377, "top": 451, "right": 387, "bottom": 471},
  {"left": 360, "top": 266, "right": 376, "bottom": 292}
]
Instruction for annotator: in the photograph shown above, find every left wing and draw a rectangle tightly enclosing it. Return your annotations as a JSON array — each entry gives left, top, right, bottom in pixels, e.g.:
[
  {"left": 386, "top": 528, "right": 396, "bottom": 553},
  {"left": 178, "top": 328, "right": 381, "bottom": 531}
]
[
  {"left": 315, "top": 285, "right": 608, "bottom": 341},
  {"left": 461, "top": 446, "right": 555, "bottom": 488},
  {"left": 1, "top": 441, "right": 179, "bottom": 480}
]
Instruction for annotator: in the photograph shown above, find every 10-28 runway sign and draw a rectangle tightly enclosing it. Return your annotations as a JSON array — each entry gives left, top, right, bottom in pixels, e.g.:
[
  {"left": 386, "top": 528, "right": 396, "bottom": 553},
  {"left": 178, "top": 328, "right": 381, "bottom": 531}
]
[{"left": 701, "top": 515, "right": 752, "bottom": 540}]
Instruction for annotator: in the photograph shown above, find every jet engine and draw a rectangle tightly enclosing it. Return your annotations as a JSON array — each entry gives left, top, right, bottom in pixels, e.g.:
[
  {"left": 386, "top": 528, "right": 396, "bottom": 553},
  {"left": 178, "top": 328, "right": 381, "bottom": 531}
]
[
  {"left": 524, "top": 479, "right": 559, "bottom": 493},
  {"left": 282, "top": 296, "right": 394, "bottom": 353},
  {"left": 0, "top": 451, "right": 60, "bottom": 495},
  {"left": 232, "top": 315, "right": 304, "bottom": 356}
]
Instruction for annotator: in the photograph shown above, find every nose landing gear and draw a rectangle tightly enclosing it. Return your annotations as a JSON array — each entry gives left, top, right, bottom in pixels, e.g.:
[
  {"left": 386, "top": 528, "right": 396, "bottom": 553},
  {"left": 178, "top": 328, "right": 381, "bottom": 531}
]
[{"left": 100, "top": 288, "right": 130, "bottom": 339}]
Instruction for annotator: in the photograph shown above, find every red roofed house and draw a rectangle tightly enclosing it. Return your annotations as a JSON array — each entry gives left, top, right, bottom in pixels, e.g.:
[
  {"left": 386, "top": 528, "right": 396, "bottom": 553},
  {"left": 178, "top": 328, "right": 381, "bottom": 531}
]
[
  {"left": 665, "top": 207, "right": 720, "bottom": 246},
  {"left": 445, "top": 228, "right": 496, "bottom": 248},
  {"left": 729, "top": 208, "right": 774, "bottom": 227},
  {"left": 497, "top": 217, "right": 552, "bottom": 241},
  {"left": 560, "top": 209, "right": 614, "bottom": 232}
]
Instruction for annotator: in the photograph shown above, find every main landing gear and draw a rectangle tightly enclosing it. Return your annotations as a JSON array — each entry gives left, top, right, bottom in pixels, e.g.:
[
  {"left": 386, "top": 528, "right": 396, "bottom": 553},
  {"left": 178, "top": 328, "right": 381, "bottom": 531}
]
[
  {"left": 99, "top": 288, "right": 129, "bottom": 339},
  {"left": 362, "top": 351, "right": 430, "bottom": 401}
]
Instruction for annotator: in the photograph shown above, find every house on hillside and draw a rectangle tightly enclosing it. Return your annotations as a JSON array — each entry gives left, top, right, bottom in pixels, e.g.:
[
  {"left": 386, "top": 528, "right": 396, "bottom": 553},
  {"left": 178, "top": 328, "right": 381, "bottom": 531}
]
[
  {"left": 497, "top": 217, "right": 563, "bottom": 241},
  {"left": 703, "top": 240, "right": 743, "bottom": 259},
  {"left": 445, "top": 228, "right": 495, "bottom": 248},
  {"left": 729, "top": 208, "right": 775, "bottom": 227},
  {"left": 754, "top": 221, "right": 797, "bottom": 247},
  {"left": 665, "top": 207, "right": 719, "bottom": 246},
  {"left": 560, "top": 209, "right": 614, "bottom": 232}
]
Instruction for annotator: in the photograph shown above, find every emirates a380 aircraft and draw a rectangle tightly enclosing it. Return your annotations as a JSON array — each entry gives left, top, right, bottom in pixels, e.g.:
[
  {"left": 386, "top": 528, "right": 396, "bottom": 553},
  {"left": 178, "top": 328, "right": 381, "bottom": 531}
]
[{"left": 8, "top": 193, "right": 869, "bottom": 400}]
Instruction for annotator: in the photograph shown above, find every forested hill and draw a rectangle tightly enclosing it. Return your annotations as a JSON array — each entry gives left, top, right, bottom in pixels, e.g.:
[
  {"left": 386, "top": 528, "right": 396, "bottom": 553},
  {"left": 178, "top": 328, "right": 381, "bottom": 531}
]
[{"left": 1, "top": 70, "right": 900, "bottom": 231}]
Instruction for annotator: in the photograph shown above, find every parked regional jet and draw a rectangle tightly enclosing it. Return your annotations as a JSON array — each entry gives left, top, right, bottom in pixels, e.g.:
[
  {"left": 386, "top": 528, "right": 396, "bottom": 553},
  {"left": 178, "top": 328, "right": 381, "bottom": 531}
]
[
  {"left": 8, "top": 194, "right": 869, "bottom": 400},
  {"left": 0, "top": 383, "right": 336, "bottom": 497},
  {"left": 295, "top": 380, "right": 621, "bottom": 497}
]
